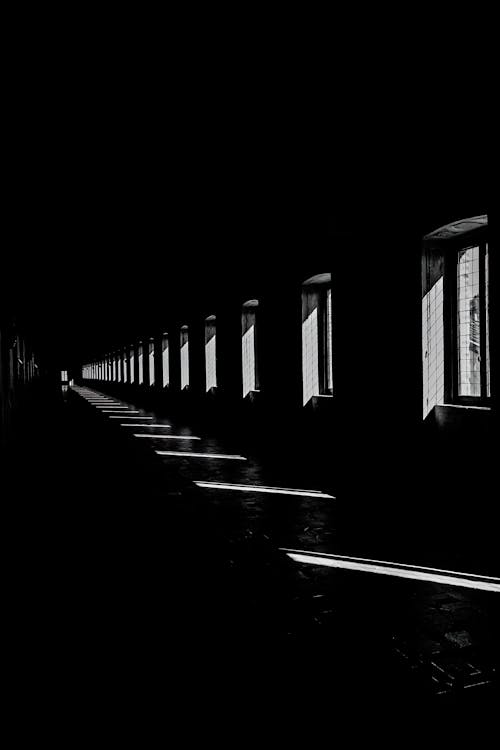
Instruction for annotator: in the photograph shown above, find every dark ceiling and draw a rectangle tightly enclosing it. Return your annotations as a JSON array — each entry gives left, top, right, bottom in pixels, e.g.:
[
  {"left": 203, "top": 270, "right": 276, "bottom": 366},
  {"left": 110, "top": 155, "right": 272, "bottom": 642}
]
[{"left": 5, "top": 31, "right": 490, "bottom": 367}]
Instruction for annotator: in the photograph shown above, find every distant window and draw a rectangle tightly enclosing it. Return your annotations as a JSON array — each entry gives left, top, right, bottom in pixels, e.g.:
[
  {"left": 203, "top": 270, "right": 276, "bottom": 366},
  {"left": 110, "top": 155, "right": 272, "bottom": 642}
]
[
  {"left": 242, "top": 300, "right": 259, "bottom": 397},
  {"left": 302, "top": 274, "right": 333, "bottom": 406},
  {"left": 456, "top": 244, "right": 490, "bottom": 399},
  {"left": 122, "top": 349, "right": 128, "bottom": 384},
  {"left": 180, "top": 326, "right": 189, "bottom": 389},
  {"left": 149, "top": 339, "right": 155, "bottom": 386},
  {"left": 486, "top": 244, "right": 490, "bottom": 397},
  {"left": 162, "top": 333, "right": 169, "bottom": 387},
  {"left": 117, "top": 352, "right": 122, "bottom": 383},
  {"left": 61, "top": 370, "right": 68, "bottom": 382},
  {"left": 205, "top": 315, "right": 217, "bottom": 391},
  {"left": 138, "top": 343, "right": 144, "bottom": 385},
  {"left": 129, "top": 346, "right": 135, "bottom": 384}
]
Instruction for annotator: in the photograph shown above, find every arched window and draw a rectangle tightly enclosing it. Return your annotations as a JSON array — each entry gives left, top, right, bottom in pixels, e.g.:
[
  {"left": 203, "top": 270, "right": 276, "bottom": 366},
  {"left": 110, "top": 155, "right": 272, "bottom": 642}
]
[
  {"left": 162, "top": 333, "right": 169, "bottom": 387},
  {"left": 149, "top": 338, "right": 155, "bottom": 386},
  {"left": 422, "top": 215, "right": 490, "bottom": 417},
  {"left": 138, "top": 342, "right": 144, "bottom": 385},
  {"left": 122, "top": 348, "right": 128, "bottom": 384},
  {"left": 242, "top": 300, "right": 259, "bottom": 397},
  {"left": 129, "top": 346, "right": 135, "bottom": 384},
  {"left": 205, "top": 315, "right": 217, "bottom": 391},
  {"left": 301, "top": 273, "right": 333, "bottom": 406},
  {"left": 180, "top": 326, "right": 189, "bottom": 389}
]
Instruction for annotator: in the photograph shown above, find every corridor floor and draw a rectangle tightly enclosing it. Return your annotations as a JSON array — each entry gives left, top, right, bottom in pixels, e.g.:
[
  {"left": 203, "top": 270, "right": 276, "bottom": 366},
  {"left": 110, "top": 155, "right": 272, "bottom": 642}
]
[
  {"left": 7, "top": 383, "right": 499, "bottom": 729},
  {"left": 73, "top": 387, "right": 499, "bottom": 705}
]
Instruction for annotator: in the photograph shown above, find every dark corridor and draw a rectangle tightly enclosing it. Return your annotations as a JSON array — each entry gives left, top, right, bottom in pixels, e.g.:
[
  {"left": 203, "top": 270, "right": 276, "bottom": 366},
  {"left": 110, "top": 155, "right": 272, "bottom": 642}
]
[{"left": 2, "top": 114, "right": 499, "bottom": 735}]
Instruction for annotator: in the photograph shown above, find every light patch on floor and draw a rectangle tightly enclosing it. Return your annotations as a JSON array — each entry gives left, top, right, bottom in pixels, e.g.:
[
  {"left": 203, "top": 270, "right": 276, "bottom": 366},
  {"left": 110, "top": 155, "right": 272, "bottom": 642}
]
[
  {"left": 156, "top": 450, "right": 247, "bottom": 460},
  {"left": 133, "top": 434, "right": 200, "bottom": 440},
  {"left": 281, "top": 549, "right": 500, "bottom": 593},
  {"left": 195, "top": 481, "right": 334, "bottom": 498}
]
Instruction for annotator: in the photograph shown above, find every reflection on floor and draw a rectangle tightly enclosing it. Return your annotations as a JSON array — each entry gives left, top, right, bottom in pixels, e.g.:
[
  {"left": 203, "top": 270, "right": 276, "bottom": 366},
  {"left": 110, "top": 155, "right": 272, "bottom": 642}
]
[
  {"left": 69, "top": 386, "right": 499, "bottom": 706},
  {"left": 7, "top": 383, "right": 498, "bottom": 721}
]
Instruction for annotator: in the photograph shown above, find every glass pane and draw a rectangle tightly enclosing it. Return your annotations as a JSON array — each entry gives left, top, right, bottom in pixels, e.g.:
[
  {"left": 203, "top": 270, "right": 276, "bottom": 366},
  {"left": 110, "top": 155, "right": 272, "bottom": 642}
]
[
  {"left": 205, "top": 318, "right": 217, "bottom": 391},
  {"left": 486, "top": 244, "right": 490, "bottom": 397},
  {"left": 326, "top": 288, "right": 333, "bottom": 393},
  {"left": 302, "top": 305, "right": 319, "bottom": 405},
  {"left": 162, "top": 335, "right": 169, "bottom": 387},
  {"left": 242, "top": 323, "right": 256, "bottom": 396},
  {"left": 180, "top": 327, "right": 189, "bottom": 389},
  {"left": 422, "top": 276, "right": 444, "bottom": 418},
  {"left": 129, "top": 348, "right": 135, "bottom": 383},
  {"left": 138, "top": 344, "right": 143, "bottom": 385},
  {"left": 149, "top": 340, "right": 155, "bottom": 386},
  {"left": 457, "top": 247, "right": 481, "bottom": 397}
]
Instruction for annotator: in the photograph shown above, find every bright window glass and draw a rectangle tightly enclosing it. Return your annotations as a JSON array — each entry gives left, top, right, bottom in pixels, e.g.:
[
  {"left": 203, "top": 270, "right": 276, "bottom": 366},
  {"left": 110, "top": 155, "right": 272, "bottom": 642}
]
[
  {"left": 180, "top": 327, "right": 189, "bottom": 389},
  {"left": 205, "top": 317, "right": 217, "bottom": 391},
  {"left": 302, "top": 306, "right": 319, "bottom": 405},
  {"left": 242, "top": 302, "right": 259, "bottom": 397},
  {"left": 162, "top": 335, "right": 169, "bottom": 387},
  {"left": 422, "top": 276, "right": 444, "bottom": 418},
  {"left": 485, "top": 244, "right": 490, "bottom": 397},
  {"left": 149, "top": 340, "right": 155, "bottom": 386},
  {"left": 138, "top": 344, "right": 144, "bottom": 385},
  {"left": 129, "top": 347, "right": 135, "bottom": 384},
  {"left": 326, "top": 288, "right": 333, "bottom": 393},
  {"left": 457, "top": 247, "right": 481, "bottom": 397}
]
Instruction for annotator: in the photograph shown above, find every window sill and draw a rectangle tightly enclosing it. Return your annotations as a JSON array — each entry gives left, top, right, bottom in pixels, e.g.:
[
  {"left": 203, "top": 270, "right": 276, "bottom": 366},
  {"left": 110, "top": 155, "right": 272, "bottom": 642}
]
[
  {"left": 438, "top": 403, "right": 491, "bottom": 411},
  {"left": 434, "top": 403, "right": 492, "bottom": 429}
]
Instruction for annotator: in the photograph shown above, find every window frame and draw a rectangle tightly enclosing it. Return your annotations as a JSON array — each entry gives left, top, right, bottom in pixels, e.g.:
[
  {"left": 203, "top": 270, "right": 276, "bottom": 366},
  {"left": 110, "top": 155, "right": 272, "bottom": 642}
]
[
  {"left": 301, "top": 276, "right": 333, "bottom": 404},
  {"left": 241, "top": 300, "right": 260, "bottom": 397}
]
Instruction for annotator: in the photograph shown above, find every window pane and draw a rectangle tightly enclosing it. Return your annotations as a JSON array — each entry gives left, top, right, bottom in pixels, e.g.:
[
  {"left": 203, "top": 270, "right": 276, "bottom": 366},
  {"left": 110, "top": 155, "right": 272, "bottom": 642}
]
[
  {"left": 422, "top": 276, "right": 444, "bottom": 418},
  {"left": 302, "top": 305, "right": 319, "bottom": 406},
  {"left": 162, "top": 335, "right": 169, "bottom": 387},
  {"left": 129, "top": 347, "right": 134, "bottom": 384},
  {"left": 457, "top": 247, "right": 481, "bottom": 397},
  {"left": 180, "top": 327, "right": 189, "bottom": 389},
  {"left": 326, "top": 288, "right": 333, "bottom": 393},
  {"left": 138, "top": 344, "right": 144, "bottom": 385},
  {"left": 149, "top": 340, "right": 155, "bottom": 386},
  {"left": 242, "top": 322, "right": 256, "bottom": 396},
  {"left": 486, "top": 244, "right": 490, "bottom": 397},
  {"left": 242, "top": 303, "right": 259, "bottom": 397},
  {"left": 205, "top": 317, "right": 217, "bottom": 391}
]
